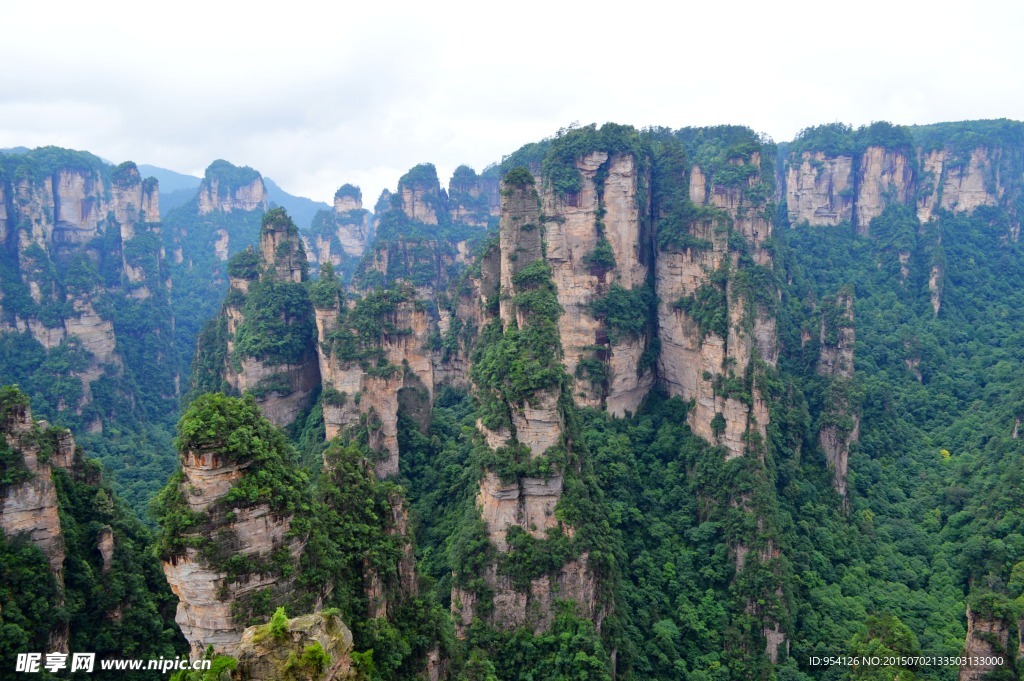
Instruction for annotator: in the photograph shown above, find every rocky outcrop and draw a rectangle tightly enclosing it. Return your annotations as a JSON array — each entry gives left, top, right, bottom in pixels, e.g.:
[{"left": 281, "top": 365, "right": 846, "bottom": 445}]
[
  {"left": 783, "top": 133, "right": 1017, "bottom": 232},
  {"left": 0, "top": 150, "right": 174, "bottom": 432},
  {"left": 306, "top": 186, "right": 374, "bottom": 267},
  {"left": 539, "top": 151, "right": 654, "bottom": 414},
  {"left": 162, "top": 403, "right": 306, "bottom": 659},
  {"left": 1, "top": 397, "right": 66, "bottom": 580},
  {"left": 235, "top": 613, "right": 356, "bottom": 681},
  {"left": 918, "top": 147, "right": 1001, "bottom": 222},
  {"left": 448, "top": 165, "right": 500, "bottom": 227},
  {"left": 0, "top": 392, "right": 75, "bottom": 651},
  {"left": 452, "top": 171, "right": 601, "bottom": 638},
  {"left": 817, "top": 289, "right": 858, "bottom": 504},
  {"left": 316, "top": 284, "right": 434, "bottom": 477},
  {"left": 785, "top": 152, "right": 854, "bottom": 226},
  {"left": 197, "top": 161, "right": 267, "bottom": 216},
  {"left": 959, "top": 606, "right": 1010, "bottom": 681},
  {"left": 855, "top": 146, "right": 914, "bottom": 233},
  {"left": 212, "top": 210, "right": 318, "bottom": 428},
  {"left": 657, "top": 156, "right": 776, "bottom": 460},
  {"left": 398, "top": 164, "right": 443, "bottom": 225}
]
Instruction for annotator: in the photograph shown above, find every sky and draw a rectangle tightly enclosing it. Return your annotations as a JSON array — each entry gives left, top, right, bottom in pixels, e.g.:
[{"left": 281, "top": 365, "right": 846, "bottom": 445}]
[{"left": 1, "top": 0, "right": 1021, "bottom": 206}]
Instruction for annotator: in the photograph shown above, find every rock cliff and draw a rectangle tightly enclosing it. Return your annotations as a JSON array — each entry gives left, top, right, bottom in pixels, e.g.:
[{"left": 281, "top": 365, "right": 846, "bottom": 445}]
[
  {"left": 785, "top": 151, "right": 854, "bottom": 226},
  {"left": 160, "top": 394, "right": 308, "bottom": 658},
  {"left": 1, "top": 390, "right": 68, "bottom": 596},
  {"left": 235, "top": 612, "right": 356, "bottom": 681},
  {"left": 197, "top": 209, "right": 319, "bottom": 428},
  {"left": 0, "top": 149, "right": 175, "bottom": 437},
  {"left": 197, "top": 160, "right": 268, "bottom": 216},
  {"left": 816, "top": 288, "right": 858, "bottom": 504},
  {"left": 656, "top": 149, "right": 776, "bottom": 460},
  {"left": 958, "top": 606, "right": 1011, "bottom": 681},
  {"left": 539, "top": 150, "right": 655, "bottom": 414},
  {"left": 306, "top": 184, "right": 374, "bottom": 269},
  {"left": 783, "top": 124, "right": 1021, "bottom": 236},
  {"left": 452, "top": 168, "right": 601, "bottom": 637},
  {"left": 448, "top": 165, "right": 500, "bottom": 227}
]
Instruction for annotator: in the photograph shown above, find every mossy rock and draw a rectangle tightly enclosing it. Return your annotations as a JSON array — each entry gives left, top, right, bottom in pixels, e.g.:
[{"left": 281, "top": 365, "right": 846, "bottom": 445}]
[{"left": 235, "top": 612, "right": 355, "bottom": 680}]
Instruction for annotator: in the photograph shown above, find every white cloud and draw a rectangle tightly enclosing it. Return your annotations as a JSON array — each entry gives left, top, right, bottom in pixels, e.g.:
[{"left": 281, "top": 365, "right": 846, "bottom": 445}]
[{"left": 1, "top": 0, "right": 1021, "bottom": 207}]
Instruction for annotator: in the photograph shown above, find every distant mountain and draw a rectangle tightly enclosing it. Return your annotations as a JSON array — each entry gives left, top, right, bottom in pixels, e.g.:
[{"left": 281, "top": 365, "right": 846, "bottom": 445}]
[
  {"left": 138, "top": 163, "right": 202, "bottom": 192},
  {"left": 137, "top": 163, "right": 328, "bottom": 227},
  {"left": 264, "top": 176, "right": 331, "bottom": 229}
]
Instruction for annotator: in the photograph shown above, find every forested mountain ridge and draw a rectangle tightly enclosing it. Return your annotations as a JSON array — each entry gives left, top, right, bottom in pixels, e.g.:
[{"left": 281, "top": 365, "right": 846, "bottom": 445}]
[{"left": 3, "top": 119, "right": 1024, "bottom": 680}]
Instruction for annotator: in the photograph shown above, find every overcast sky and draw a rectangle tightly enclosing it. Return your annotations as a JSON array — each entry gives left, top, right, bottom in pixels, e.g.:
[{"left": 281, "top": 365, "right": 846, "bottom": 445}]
[{"left": 1, "top": 0, "right": 1020, "bottom": 206}]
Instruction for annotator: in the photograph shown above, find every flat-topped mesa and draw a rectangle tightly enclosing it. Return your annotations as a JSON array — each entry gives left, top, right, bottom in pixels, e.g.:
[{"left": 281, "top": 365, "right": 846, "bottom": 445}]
[
  {"left": 194, "top": 209, "right": 319, "bottom": 428},
  {"left": 158, "top": 394, "right": 308, "bottom": 659},
  {"left": 816, "top": 288, "right": 859, "bottom": 504},
  {"left": 448, "top": 165, "right": 500, "bottom": 227},
  {"left": 197, "top": 159, "right": 267, "bottom": 216},
  {"left": 453, "top": 168, "right": 600, "bottom": 637},
  {"left": 656, "top": 131, "right": 777, "bottom": 461}
]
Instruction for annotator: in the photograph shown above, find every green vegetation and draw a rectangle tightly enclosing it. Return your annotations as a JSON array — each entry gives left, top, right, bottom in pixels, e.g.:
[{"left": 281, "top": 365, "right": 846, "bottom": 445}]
[
  {"left": 0, "top": 146, "right": 109, "bottom": 183},
  {"left": 324, "top": 284, "right": 415, "bottom": 372},
  {"left": 1, "top": 387, "right": 186, "bottom": 675},
  {"left": 399, "top": 163, "right": 440, "bottom": 191},
  {"left": 232, "top": 277, "right": 316, "bottom": 366},
  {"left": 335, "top": 183, "right": 362, "bottom": 202},
  {"left": 227, "top": 247, "right": 261, "bottom": 280},
  {"left": 590, "top": 284, "right": 653, "bottom": 344},
  {"left": 583, "top": 236, "right": 617, "bottom": 273},
  {"left": 674, "top": 278, "right": 729, "bottom": 339},
  {"left": 541, "top": 123, "right": 648, "bottom": 197},
  {"left": 471, "top": 260, "right": 563, "bottom": 429},
  {"left": 204, "top": 159, "right": 261, "bottom": 190}
]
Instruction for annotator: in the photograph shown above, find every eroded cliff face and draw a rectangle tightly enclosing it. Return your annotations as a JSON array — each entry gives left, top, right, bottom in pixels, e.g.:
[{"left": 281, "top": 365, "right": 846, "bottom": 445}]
[
  {"left": 235, "top": 613, "right": 356, "bottom": 681},
  {"left": 958, "top": 607, "right": 1011, "bottom": 681},
  {"left": 785, "top": 152, "right": 854, "bottom": 226},
  {"left": 452, "top": 173, "right": 601, "bottom": 638},
  {"left": 198, "top": 177, "right": 267, "bottom": 216},
  {"left": 0, "top": 154, "right": 172, "bottom": 426},
  {"left": 162, "top": 425, "right": 305, "bottom": 658},
  {"left": 0, "top": 394, "right": 90, "bottom": 652},
  {"left": 918, "top": 147, "right": 1002, "bottom": 222},
  {"left": 315, "top": 286, "right": 434, "bottom": 477},
  {"left": 539, "top": 151, "right": 655, "bottom": 414},
  {"left": 1, "top": 398, "right": 67, "bottom": 583},
  {"left": 211, "top": 211, "right": 319, "bottom": 428},
  {"left": 306, "top": 186, "right": 375, "bottom": 268},
  {"left": 448, "top": 166, "right": 500, "bottom": 227},
  {"left": 816, "top": 289, "right": 858, "bottom": 504},
  {"left": 784, "top": 140, "right": 1017, "bottom": 232},
  {"left": 855, "top": 146, "right": 915, "bottom": 233},
  {"left": 657, "top": 157, "right": 776, "bottom": 460}
]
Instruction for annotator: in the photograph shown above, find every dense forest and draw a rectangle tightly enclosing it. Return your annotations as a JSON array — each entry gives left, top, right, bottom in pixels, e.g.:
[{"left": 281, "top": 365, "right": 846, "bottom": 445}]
[{"left": 2, "top": 119, "right": 1024, "bottom": 680}]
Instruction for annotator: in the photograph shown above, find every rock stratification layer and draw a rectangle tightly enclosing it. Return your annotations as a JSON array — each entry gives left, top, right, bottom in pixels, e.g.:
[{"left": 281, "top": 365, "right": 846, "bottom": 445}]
[{"left": 160, "top": 395, "right": 307, "bottom": 658}]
